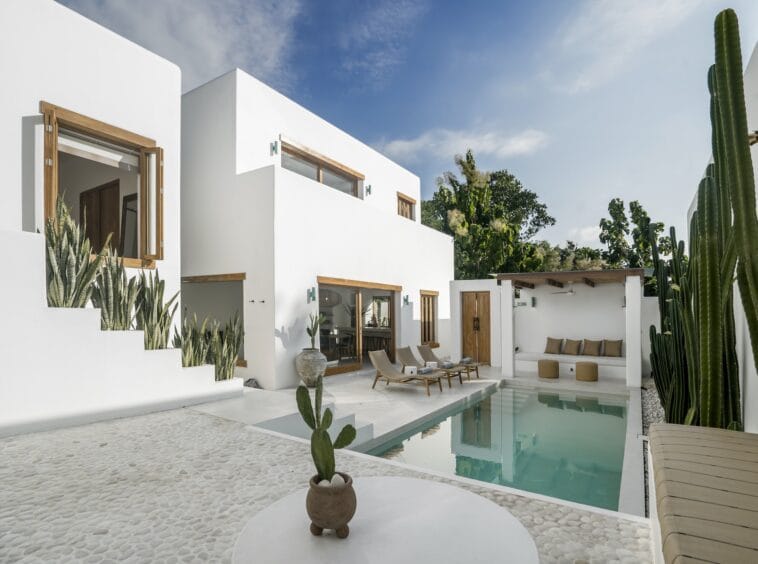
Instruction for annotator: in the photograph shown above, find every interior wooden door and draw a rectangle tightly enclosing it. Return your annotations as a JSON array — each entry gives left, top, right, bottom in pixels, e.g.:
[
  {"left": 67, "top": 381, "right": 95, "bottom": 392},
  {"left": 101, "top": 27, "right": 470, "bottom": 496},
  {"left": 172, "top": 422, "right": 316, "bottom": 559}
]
[
  {"left": 79, "top": 180, "right": 120, "bottom": 251},
  {"left": 461, "top": 291, "right": 491, "bottom": 364}
]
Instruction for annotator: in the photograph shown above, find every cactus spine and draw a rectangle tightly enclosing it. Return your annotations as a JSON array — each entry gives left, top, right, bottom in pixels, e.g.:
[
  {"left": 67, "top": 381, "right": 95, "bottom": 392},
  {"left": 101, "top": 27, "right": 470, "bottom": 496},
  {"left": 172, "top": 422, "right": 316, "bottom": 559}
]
[{"left": 296, "top": 375, "right": 357, "bottom": 481}]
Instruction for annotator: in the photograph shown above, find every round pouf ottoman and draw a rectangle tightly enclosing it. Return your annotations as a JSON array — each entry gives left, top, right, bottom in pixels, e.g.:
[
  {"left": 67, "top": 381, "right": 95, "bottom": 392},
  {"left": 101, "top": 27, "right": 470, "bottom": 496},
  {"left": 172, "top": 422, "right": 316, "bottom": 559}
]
[
  {"left": 538, "top": 359, "right": 559, "bottom": 379},
  {"left": 576, "top": 362, "right": 598, "bottom": 382}
]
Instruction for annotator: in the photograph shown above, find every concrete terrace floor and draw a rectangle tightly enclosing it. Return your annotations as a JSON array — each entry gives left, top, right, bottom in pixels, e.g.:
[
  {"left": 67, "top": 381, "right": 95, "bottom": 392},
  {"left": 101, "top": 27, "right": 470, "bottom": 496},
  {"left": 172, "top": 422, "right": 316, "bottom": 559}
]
[
  {"left": 192, "top": 366, "right": 499, "bottom": 447},
  {"left": 0, "top": 407, "right": 651, "bottom": 563}
]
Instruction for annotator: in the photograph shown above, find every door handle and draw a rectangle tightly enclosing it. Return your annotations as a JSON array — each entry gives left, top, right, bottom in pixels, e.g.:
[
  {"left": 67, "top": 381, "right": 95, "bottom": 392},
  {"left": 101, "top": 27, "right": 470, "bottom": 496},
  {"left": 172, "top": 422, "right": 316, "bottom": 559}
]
[{"left": 473, "top": 317, "right": 480, "bottom": 331}]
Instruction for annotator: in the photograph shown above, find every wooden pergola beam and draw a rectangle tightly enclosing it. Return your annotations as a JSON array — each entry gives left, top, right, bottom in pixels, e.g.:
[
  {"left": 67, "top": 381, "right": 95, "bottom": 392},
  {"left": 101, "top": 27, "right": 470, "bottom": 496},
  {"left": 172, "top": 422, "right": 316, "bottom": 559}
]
[
  {"left": 546, "top": 279, "right": 563, "bottom": 288},
  {"left": 582, "top": 277, "right": 596, "bottom": 288},
  {"left": 514, "top": 281, "right": 535, "bottom": 290}
]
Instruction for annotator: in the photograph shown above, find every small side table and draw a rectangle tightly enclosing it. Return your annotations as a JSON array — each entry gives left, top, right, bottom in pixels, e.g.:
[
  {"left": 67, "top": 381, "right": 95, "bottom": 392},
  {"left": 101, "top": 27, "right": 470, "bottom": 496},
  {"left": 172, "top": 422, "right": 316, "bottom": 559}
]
[{"left": 233, "top": 476, "right": 538, "bottom": 563}]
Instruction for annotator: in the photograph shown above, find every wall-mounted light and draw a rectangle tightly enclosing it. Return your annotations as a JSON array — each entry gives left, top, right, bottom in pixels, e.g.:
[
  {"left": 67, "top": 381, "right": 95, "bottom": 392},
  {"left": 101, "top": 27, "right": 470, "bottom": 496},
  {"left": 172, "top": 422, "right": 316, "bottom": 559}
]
[
  {"left": 270, "top": 140, "right": 279, "bottom": 156},
  {"left": 307, "top": 287, "right": 316, "bottom": 303},
  {"left": 532, "top": 296, "right": 537, "bottom": 308},
  {"left": 365, "top": 184, "right": 372, "bottom": 196},
  {"left": 622, "top": 296, "right": 626, "bottom": 309},
  {"left": 403, "top": 294, "right": 410, "bottom": 306}
]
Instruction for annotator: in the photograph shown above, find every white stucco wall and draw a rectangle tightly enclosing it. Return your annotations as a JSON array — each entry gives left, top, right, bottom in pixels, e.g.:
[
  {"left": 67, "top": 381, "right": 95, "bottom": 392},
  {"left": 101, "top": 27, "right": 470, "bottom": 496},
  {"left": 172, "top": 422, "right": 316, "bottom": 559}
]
[
  {"left": 272, "top": 167, "right": 453, "bottom": 389},
  {"left": 0, "top": 0, "right": 182, "bottom": 304},
  {"left": 234, "top": 70, "right": 421, "bottom": 220},
  {"left": 181, "top": 70, "right": 454, "bottom": 390},
  {"left": 514, "top": 284, "right": 627, "bottom": 354}
]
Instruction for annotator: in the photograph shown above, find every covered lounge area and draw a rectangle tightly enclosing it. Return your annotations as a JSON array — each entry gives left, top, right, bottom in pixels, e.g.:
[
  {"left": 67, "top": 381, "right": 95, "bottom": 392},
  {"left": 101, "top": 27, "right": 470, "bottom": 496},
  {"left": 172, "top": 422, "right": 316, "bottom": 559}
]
[{"left": 499, "top": 269, "right": 643, "bottom": 388}]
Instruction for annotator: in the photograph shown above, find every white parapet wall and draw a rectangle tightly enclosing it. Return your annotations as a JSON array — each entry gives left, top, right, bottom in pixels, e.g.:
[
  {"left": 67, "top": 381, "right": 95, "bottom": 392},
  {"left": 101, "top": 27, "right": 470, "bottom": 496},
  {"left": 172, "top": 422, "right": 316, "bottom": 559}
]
[{"left": 0, "top": 231, "right": 242, "bottom": 437}]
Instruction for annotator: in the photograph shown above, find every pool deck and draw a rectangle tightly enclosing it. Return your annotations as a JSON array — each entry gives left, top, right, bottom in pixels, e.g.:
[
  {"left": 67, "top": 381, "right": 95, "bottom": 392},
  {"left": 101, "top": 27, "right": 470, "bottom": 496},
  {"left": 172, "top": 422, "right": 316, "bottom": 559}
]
[{"left": 0, "top": 406, "right": 652, "bottom": 563}]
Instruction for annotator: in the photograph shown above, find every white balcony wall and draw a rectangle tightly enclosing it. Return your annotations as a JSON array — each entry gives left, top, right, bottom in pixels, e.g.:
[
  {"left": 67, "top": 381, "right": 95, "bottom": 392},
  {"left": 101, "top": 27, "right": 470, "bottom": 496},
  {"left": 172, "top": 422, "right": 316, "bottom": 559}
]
[{"left": 0, "top": 0, "right": 182, "bottom": 304}]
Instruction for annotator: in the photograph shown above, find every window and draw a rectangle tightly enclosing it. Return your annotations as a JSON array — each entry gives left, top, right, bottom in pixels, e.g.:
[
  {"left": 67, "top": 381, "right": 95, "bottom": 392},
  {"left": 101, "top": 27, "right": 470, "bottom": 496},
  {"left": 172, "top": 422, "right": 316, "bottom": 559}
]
[
  {"left": 41, "top": 101, "right": 163, "bottom": 267},
  {"left": 280, "top": 139, "right": 363, "bottom": 198},
  {"left": 420, "top": 290, "right": 438, "bottom": 346},
  {"left": 397, "top": 192, "right": 416, "bottom": 220}
]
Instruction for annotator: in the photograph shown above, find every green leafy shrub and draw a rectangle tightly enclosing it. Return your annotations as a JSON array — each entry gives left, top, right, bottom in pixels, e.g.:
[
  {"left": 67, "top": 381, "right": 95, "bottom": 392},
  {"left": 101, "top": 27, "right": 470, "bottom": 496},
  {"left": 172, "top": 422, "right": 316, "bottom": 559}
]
[{"left": 209, "top": 313, "right": 243, "bottom": 381}]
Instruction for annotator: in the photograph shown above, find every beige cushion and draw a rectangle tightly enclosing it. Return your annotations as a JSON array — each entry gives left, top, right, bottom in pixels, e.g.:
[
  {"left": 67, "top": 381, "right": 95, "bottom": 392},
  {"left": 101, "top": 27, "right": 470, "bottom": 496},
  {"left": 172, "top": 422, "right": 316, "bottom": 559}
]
[
  {"left": 582, "top": 339, "right": 601, "bottom": 356},
  {"left": 604, "top": 339, "right": 623, "bottom": 357},
  {"left": 544, "top": 337, "right": 562, "bottom": 354},
  {"left": 563, "top": 339, "right": 581, "bottom": 355},
  {"left": 576, "top": 361, "right": 598, "bottom": 381}
]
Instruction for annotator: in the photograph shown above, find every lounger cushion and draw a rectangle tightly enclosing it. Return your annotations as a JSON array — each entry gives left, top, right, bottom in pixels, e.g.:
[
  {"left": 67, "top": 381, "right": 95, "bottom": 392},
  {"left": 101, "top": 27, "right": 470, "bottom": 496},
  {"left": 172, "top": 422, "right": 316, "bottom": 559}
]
[
  {"left": 544, "top": 337, "right": 562, "bottom": 354},
  {"left": 603, "top": 339, "right": 623, "bottom": 357},
  {"left": 582, "top": 339, "right": 601, "bottom": 356},
  {"left": 563, "top": 339, "right": 581, "bottom": 355}
]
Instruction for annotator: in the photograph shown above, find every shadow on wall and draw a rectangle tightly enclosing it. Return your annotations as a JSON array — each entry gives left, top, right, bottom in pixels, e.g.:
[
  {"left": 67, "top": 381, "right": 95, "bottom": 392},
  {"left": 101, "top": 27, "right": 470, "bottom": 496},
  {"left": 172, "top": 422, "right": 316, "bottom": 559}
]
[
  {"left": 22, "top": 115, "right": 41, "bottom": 233},
  {"left": 275, "top": 315, "right": 306, "bottom": 352}
]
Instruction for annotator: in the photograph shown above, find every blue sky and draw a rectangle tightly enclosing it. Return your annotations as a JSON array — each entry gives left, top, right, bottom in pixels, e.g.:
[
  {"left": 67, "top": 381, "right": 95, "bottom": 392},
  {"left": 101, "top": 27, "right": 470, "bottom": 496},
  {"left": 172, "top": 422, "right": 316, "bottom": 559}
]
[{"left": 60, "top": 0, "right": 758, "bottom": 247}]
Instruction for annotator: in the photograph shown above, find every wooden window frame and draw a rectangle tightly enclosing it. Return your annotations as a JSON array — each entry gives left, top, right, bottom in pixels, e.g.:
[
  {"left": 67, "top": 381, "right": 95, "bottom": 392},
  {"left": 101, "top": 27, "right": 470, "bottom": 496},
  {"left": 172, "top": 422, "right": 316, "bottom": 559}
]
[
  {"left": 397, "top": 191, "right": 416, "bottom": 220},
  {"left": 280, "top": 138, "right": 363, "bottom": 198},
  {"left": 40, "top": 101, "right": 162, "bottom": 269},
  {"left": 420, "top": 290, "right": 439, "bottom": 347}
]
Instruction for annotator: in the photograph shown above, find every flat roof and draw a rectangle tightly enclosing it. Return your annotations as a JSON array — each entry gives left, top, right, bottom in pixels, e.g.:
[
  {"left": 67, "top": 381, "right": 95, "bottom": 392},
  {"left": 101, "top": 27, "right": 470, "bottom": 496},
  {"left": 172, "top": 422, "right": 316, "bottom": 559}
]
[{"left": 496, "top": 269, "right": 644, "bottom": 288}]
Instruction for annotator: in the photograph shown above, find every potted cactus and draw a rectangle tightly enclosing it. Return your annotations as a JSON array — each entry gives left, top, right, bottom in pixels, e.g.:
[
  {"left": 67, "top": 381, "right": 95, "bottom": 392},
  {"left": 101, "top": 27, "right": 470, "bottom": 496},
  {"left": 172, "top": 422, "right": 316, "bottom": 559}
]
[
  {"left": 296, "top": 375, "right": 357, "bottom": 538},
  {"left": 295, "top": 313, "right": 328, "bottom": 387}
]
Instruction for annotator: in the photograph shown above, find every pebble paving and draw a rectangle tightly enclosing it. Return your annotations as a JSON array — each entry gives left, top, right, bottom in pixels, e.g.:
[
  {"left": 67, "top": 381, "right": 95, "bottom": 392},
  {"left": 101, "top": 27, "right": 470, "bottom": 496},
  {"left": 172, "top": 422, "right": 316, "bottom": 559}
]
[{"left": 0, "top": 409, "right": 651, "bottom": 563}]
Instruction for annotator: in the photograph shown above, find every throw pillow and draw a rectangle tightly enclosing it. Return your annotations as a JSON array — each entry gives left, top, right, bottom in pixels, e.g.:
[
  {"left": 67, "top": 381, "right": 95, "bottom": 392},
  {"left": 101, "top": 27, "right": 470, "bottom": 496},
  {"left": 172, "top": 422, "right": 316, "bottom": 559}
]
[
  {"left": 604, "top": 339, "right": 623, "bottom": 357},
  {"left": 544, "top": 337, "right": 562, "bottom": 354},
  {"left": 582, "top": 339, "right": 601, "bottom": 356}
]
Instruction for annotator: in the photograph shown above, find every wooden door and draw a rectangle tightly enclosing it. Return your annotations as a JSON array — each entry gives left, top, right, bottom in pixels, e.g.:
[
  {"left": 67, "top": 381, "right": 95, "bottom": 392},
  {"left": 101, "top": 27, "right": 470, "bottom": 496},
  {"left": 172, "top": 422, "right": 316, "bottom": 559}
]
[
  {"left": 461, "top": 291, "right": 490, "bottom": 364},
  {"left": 79, "top": 180, "right": 120, "bottom": 251}
]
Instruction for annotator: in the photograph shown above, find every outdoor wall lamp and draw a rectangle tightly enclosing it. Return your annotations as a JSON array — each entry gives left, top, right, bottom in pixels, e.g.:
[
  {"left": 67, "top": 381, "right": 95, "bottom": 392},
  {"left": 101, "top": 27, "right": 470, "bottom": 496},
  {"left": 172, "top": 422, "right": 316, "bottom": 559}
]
[
  {"left": 307, "top": 287, "right": 316, "bottom": 303},
  {"left": 365, "top": 184, "right": 372, "bottom": 196},
  {"left": 270, "top": 140, "right": 279, "bottom": 155},
  {"left": 403, "top": 295, "right": 410, "bottom": 306}
]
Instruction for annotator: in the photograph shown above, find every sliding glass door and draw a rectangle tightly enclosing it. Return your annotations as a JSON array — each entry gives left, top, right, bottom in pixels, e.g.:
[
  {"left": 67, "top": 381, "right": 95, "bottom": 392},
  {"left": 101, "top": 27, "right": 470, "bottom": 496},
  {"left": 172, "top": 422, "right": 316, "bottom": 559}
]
[{"left": 318, "top": 278, "right": 399, "bottom": 375}]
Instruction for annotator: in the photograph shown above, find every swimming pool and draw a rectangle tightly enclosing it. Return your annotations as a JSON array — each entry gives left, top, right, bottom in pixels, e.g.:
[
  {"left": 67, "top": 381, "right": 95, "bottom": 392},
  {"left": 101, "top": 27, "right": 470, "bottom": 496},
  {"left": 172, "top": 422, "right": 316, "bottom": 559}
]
[{"left": 367, "top": 385, "right": 628, "bottom": 511}]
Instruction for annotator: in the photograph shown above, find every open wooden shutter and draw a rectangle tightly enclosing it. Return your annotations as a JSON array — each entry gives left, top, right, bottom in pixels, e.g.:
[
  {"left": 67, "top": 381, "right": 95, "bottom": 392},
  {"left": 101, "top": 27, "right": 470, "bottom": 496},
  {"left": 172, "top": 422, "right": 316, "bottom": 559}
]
[
  {"left": 43, "top": 109, "right": 58, "bottom": 220},
  {"left": 140, "top": 147, "right": 164, "bottom": 260}
]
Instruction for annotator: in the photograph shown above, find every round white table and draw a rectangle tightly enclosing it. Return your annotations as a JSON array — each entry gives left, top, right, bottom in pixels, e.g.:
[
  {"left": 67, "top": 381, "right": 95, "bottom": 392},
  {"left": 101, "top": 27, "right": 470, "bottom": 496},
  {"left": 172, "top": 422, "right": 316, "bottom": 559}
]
[{"left": 233, "top": 476, "right": 539, "bottom": 563}]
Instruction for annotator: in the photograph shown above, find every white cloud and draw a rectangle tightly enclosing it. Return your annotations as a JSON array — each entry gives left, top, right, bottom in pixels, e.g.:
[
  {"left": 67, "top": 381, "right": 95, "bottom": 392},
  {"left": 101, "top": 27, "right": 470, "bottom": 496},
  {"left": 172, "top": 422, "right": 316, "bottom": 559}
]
[
  {"left": 567, "top": 225, "right": 601, "bottom": 245},
  {"left": 59, "top": 0, "right": 301, "bottom": 92},
  {"left": 338, "top": 0, "right": 426, "bottom": 87},
  {"left": 377, "top": 128, "right": 549, "bottom": 163},
  {"left": 546, "top": 0, "right": 702, "bottom": 93}
]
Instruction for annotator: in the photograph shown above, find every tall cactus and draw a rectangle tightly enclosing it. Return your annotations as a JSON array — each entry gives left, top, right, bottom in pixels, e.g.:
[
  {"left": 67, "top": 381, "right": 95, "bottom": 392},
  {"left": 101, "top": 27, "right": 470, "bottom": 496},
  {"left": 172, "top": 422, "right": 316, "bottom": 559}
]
[
  {"left": 696, "top": 177, "right": 724, "bottom": 427},
  {"left": 714, "top": 8, "right": 758, "bottom": 376},
  {"left": 296, "top": 376, "right": 356, "bottom": 481}
]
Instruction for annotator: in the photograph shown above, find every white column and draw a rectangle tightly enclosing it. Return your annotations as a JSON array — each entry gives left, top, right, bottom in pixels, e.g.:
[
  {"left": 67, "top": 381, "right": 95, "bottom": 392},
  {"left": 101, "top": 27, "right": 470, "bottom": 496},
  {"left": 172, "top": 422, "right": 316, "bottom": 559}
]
[
  {"left": 501, "top": 280, "right": 515, "bottom": 378},
  {"left": 625, "top": 275, "right": 642, "bottom": 388}
]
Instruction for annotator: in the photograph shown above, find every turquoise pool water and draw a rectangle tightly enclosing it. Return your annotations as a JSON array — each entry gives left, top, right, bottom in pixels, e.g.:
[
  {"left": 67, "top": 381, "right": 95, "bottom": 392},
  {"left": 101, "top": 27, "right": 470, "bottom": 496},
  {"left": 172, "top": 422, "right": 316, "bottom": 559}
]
[{"left": 368, "top": 385, "right": 628, "bottom": 510}]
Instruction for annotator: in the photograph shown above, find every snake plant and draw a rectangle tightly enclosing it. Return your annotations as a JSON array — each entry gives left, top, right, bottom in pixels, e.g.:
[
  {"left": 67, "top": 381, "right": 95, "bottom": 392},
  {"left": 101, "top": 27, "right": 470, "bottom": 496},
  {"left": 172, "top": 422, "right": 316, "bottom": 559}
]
[
  {"left": 136, "top": 270, "right": 178, "bottom": 350},
  {"left": 208, "top": 313, "right": 244, "bottom": 381},
  {"left": 296, "top": 375, "right": 356, "bottom": 480},
  {"left": 92, "top": 249, "right": 139, "bottom": 330},
  {"left": 172, "top": 312, "right": 211, "bottom": 367},
  {"left": 45, "top": 197, "right": 109, "bottom": 307}
]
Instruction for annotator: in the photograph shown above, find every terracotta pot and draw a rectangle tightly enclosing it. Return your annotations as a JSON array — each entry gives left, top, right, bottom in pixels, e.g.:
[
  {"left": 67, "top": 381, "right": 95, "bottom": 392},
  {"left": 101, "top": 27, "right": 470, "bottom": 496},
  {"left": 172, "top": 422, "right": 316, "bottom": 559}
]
[
  {"left": 295, "top": 348, "right": 327, "bottom": 387},
  {"left": 306, "top": 472, "right": 357, "bottom": 538}
]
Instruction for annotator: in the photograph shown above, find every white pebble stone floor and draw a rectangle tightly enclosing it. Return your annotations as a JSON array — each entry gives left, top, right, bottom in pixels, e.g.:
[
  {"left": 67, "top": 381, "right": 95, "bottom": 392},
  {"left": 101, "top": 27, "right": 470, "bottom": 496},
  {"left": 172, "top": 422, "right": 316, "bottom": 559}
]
[{"left": 0, "top": 409, "right": 651, "bottom": 563}]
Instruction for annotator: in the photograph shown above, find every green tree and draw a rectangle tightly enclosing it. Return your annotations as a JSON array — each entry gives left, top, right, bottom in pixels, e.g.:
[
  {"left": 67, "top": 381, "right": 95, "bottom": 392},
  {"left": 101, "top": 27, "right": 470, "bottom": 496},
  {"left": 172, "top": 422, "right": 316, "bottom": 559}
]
[
  {"left": 422, "top": 150, "right": 555, "bottom": 278},
  {"left": 599, "top": 199, "right": 669, "bottom": 269},
  {"left": 598, "top": 198, "right": 631, "bottom": 268}
]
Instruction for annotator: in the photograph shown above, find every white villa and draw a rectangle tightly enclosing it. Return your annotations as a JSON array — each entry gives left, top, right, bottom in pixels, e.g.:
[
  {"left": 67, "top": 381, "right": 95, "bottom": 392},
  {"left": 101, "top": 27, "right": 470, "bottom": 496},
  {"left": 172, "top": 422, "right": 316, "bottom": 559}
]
[
  {"left": 180, "top": 70, "right": 454, "bottom": 390},
  {"left": 3, "top": 2, "right": 758, "bottom": 563}
]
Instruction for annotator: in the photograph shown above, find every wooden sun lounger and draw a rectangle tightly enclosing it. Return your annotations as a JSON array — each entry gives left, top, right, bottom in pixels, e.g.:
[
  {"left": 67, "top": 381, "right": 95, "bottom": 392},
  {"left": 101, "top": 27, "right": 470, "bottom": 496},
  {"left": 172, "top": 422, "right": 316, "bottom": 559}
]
[
  {"left": 397, "top": 346, "right": 462, "bottom": 388},
  {"left": 368, "top": 350, "right": 443, "bottom": 396},
  {"left": 417, "top": 344, "right": 481, "bottom": 380}
]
